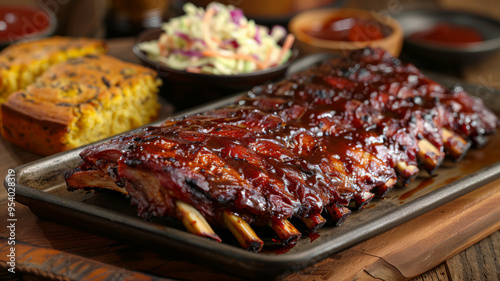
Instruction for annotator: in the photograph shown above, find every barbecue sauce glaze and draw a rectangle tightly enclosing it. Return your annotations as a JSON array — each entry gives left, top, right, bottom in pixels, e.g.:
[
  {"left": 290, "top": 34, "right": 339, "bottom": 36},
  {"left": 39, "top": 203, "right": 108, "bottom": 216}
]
[{"left": 71, "top": 48, "right": 498, "bottom": 229}]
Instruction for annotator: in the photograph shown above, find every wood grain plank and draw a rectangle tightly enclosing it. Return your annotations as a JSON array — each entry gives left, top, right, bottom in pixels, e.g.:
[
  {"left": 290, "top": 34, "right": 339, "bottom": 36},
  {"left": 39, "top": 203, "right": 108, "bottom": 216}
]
[
  {"left": 400, "top": 187, "right": 496, "bottom": 276},
  {"left": 280, "top": 251, "right": 382, "bottom": 281},
  {"left": 269, "top": 181, "right": 500, "bottom": 281},
  {"left": 0, "top": 239, "right": 171, "bottom": 281},
  {"left": 411, "top": 263, "right": 451, "bottom": 281},
  {"left": 392, "top": 190, "right": 500, "bottom": 277},
  {"left": 329, "top": 180, "right": 500, "bottom": 280},
  {"left": 445, "top": 231, "right": 500, "bottom": 281}
]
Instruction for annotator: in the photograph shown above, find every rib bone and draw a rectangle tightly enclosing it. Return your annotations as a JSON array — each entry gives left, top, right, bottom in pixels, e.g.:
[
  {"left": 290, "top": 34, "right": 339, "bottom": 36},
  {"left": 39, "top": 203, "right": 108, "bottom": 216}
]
[
  {"left": 442, "top": 128, "right": 471, "bottom": 161},
  {"left": 269, "top": 217, "right": 302, "bottom": 243},
  {"left": 176, "top": 201, "right": 221, "bottom": 242},
  {"left": 417, "top": 139, "right": 445, "bottom": 174},
  {"left": 301, "top": 213, "right": 327, "bottom": 231},
  {"left": 223, "top": 211, "right": 264, "bottom": 252}
]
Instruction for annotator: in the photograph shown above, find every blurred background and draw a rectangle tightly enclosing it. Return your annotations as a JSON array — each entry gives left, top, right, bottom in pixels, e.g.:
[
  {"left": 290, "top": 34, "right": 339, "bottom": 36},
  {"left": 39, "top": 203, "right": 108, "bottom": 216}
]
[
  {"left": 2, "top": 0, "right": 500, "bottom": 87},
  {"left": 2, "top": 0, "right": 498, "bottom": 39}
]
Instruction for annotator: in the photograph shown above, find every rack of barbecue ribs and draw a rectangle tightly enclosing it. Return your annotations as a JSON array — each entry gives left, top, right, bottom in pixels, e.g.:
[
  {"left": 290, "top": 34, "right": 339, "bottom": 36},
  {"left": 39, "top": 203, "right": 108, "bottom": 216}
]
[{"left": 64, "top": 48, "right": 499, "bottom": 252}]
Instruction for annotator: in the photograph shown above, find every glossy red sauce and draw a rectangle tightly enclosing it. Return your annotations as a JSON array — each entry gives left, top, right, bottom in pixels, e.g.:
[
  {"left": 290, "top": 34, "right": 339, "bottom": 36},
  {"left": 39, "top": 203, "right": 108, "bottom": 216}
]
[
  {"left": 0, "top": 6, "right": 51, "bottom": 41},
  {"left": 304, "top": 17, "right": 385, "bottom": 42},
  {"left": 399, "top": 177, "right": 435, "bottom": 201},
  {"left": 273, "top": 241, "right": 297, "bottom": 254},
  {"left": 308, "top": 232, "right": 320, "bottom": 242},
  {"left": 409, "top": 23, "right": 483, "bottom": 46}
]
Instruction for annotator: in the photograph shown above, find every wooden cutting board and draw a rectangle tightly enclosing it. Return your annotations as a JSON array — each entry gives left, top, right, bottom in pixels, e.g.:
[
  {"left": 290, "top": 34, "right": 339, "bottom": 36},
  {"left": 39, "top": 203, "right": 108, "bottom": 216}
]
[{"left": 285, "top": 179, "right": 500, "bottom": 281}]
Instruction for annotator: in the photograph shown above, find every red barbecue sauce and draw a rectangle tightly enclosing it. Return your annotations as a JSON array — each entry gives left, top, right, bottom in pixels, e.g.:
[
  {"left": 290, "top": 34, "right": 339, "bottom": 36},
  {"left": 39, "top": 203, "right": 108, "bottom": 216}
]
[
  {"left": 308, "top": 232, "right": 320, "bottom": 242},
  {"left": 409, "top": 23, "right": 483, "bottom": 46},
  {"left": 399, "top": 178, "right": 435, "bottom": 201},
  {"left": 303, "top": 17, "right": 385, "bottom": 42},
  {"left": 0, "top": 6, "right": 51, "bottom": 42}
]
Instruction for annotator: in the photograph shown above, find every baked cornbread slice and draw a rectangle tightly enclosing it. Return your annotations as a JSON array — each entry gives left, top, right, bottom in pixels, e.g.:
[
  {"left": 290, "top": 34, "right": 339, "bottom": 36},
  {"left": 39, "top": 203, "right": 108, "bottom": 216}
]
[
  {"left": 1, "top": 54, "right": 161, "bottom": 155},
  {"left": 0, "top": 36, "right": 107, "bottom": 102}
]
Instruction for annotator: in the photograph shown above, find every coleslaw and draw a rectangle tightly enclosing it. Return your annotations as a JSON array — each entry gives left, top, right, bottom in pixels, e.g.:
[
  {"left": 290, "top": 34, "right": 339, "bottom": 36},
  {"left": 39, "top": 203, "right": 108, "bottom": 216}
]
[{"left": 138, "top": 2, "right": 295, "bottom": 75}]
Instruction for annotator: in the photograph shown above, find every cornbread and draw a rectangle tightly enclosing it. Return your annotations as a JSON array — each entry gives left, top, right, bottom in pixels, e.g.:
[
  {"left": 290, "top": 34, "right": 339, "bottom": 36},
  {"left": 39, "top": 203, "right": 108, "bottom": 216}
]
[
  {"left": 0, "top": 36, "right": 107, "bottom": 102},
  {"left": 1, "top": 54, "right": 161, "bottom": 155}
]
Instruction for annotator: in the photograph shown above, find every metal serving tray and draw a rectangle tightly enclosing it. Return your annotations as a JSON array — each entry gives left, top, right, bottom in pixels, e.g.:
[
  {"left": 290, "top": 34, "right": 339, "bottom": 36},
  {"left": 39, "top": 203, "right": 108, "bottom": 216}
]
[{"left": 6, "top": 54, "right": 500, "bottom": 280}]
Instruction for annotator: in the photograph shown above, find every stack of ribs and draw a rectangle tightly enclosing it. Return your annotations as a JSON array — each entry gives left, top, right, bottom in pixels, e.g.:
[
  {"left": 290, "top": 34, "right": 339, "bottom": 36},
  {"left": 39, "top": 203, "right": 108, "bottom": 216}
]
[{"left": 65, "top": 48, "right": 498, "bottom": 251}]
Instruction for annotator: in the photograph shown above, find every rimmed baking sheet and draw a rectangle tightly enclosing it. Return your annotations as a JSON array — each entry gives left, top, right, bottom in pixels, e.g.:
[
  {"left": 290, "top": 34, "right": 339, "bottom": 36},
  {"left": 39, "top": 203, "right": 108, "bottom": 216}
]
[{"left": 6, "top": 54, "right": 500, "bottom": 280}]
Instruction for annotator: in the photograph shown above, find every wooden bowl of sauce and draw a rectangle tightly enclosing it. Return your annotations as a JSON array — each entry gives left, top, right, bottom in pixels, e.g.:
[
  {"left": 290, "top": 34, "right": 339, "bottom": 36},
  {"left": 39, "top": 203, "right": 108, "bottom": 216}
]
[
  {"left": 288, "top": 8, "right": 403, "bottom": 57},
  {"left": 395, "top": 9, "right": 500, "bottom": 65}
]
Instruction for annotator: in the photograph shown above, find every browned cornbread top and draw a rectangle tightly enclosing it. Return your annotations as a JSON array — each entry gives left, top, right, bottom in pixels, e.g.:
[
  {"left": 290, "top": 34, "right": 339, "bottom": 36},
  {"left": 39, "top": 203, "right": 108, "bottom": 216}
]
[
  {"left": 3, "top": 54, "right": 159, "bottom": 126},
  {"left": 0, "top": 36, "right": 107, "bottom": 99},
  {"left": 0, "top": 36, "right": 106, "bottom": 69}
]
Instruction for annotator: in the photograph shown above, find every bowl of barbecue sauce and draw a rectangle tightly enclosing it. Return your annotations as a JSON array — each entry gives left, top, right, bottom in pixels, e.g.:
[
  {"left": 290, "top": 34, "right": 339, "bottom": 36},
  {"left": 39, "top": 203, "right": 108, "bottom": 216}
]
[
  {"left": 0, "top": 5, "right": 57, "bottom": 49},
  {"left": 288, "top": 8, "right": 403, "bottom": 57},
  {"left": 395, "top": 9, "right": 500, "bottom": 65}
]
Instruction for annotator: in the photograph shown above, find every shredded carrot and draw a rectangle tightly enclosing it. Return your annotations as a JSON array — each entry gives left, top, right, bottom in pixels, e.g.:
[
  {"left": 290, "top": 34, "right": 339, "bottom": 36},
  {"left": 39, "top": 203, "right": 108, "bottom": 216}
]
[
  {"left": 167, "top": 36, "right": 175, "bottom": 51},
  {"left": 202, "top": 49, "right": 267, "bottom": 69},
  {"left": 144, "top": 3, "right": 295, "bottom": 74},
  {"left": 211, "top": 36, "right": 222, "bottom": 45},
  {"left": 199, "top": 7, "right": 270, "bottom": 69},
  {"left": 186, "top": 66, "right": 202, "bottom": 73},
  {"left": 202, "top": 49, "right": 254, "bottom": 62},
  {"left": 255, "top": 61, "right": 266, "bottom": 70},
  {"left": 158, "top": 34, "right": 169, "bottom": 57},
  {"left": 202, "top": 7, "right": 217, "bottom": 51},
  {"left": 276, "top": 34, "right": 295, "bottom": 65},
  {"left": 158, "top": 41, "right": 167, "bottom": 57},
  {"left": 261, "top": 48, "right": 272, "bottom": 69},
  {"left": 198, "top": 6, "right": 291, "bottom": 71}
]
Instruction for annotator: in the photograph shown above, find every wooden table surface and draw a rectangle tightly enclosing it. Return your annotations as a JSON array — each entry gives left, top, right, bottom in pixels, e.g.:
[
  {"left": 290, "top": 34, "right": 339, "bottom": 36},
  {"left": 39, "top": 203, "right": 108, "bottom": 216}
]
[{"left": 1, "top": 1, "right": 500, "bottom": 279}]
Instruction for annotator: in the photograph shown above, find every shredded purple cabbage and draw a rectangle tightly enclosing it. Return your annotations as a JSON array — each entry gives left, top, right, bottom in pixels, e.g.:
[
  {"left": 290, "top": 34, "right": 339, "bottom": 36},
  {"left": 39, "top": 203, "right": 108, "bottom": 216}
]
[
  {"left": 174, "top": 32, "right": 207, "bottom": 47},
  {"left": 254, "top": 26, "right": 262, "bottom": 44},
  {"left": 211, "top": 4, "right": 222, "bottom": 14},
  {"left": 171, "top": 49, "right": 203, "bottom": 57},
  {"left": 222, "top": 39, "right": 239, "bottom": 49},
  {"left": 175, "top": 32, "right": 191, "bottom": 42},
  {"left": 230, "top": 8, "right": 244, "bottom": 25}
]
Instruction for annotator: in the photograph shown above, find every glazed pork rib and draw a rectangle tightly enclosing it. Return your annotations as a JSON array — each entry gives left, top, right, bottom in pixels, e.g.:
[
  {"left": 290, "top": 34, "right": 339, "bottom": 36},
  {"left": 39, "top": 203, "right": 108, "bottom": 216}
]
[{"left": 64, "top": 48, "right": 498, "bottom": 251}]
